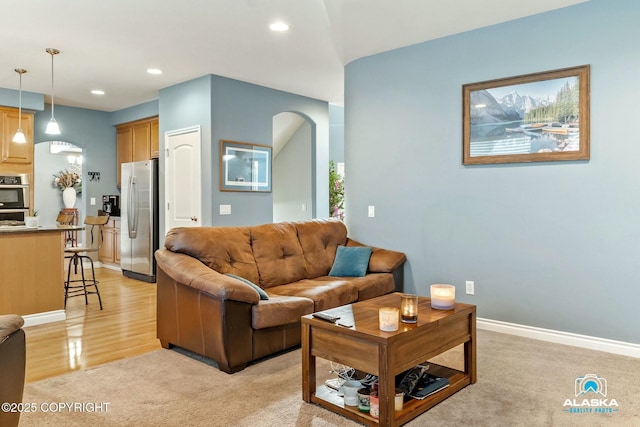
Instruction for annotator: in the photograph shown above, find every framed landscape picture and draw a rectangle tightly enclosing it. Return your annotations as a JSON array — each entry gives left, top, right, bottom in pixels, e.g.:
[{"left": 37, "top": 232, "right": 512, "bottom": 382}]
[
  {"left": 220, "top": 140, "right": 272, "bottom": 192},
  {"left": 462, "top": 65, "right": 590, "bottom": 165}
]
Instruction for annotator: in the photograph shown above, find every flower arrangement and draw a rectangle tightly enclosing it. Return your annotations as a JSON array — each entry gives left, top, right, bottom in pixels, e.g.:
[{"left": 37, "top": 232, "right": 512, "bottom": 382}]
[
  {"left": 329, "top": 160, "right": 344, "bottom": 220},
  {"left": 53, "top": 168, "right": 81, "bottom": 190}
]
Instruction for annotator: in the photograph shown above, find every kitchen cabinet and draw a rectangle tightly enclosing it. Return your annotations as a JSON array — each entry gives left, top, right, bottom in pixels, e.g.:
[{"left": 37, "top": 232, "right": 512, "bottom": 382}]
[
  {"left": 1, "top": 107, "right": 34, "bottom": 165},
  {"left": 116, "top": 116, "right": 158, "bottom": 186},
  {"left": 98, "top": 218, "right": 121, "bottom": 266},
  {"left": 0, "top": 106, "right": 35, "bottom": 208},
  {"left": 116, "top": 127, "right": 132, "bottom": 186},
  {"left": 150, "top": 120, "right": 159, "bottom": 159}
]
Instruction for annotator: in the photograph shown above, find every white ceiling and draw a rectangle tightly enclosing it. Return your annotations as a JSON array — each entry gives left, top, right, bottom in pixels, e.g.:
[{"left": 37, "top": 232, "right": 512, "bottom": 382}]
[{"left": 0, "top": 0, "right": 588, "bottom": 112}]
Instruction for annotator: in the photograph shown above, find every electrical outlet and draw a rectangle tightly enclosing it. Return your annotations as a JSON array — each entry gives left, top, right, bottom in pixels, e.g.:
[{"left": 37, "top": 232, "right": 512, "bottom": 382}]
[
  {"left": 466, "top": 281, "right": 475, "bottom": 295},
  {"left": 368, "top": 206, "right": 375, "bottom": 218},
  {"left": 219, "top": 204, "right": 231, "bottom": 215}
]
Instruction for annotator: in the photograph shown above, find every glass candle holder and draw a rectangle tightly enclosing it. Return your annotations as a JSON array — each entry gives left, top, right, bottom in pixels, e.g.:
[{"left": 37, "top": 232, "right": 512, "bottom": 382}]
[
  {"left": 378, "top": 307, "right": 399, "bottom": 331},
  {"left": 430, "top": 284, "right": 456, "bottom": 310},
  {"left": 400, "top": 294, "right": 418, "bottom": 323}
]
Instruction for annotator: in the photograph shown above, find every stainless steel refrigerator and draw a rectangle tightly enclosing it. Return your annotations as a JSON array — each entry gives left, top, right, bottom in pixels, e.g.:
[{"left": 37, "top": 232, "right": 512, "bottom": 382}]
[{"left": 121, "top": 159, "right": 158, "bottom": 282}]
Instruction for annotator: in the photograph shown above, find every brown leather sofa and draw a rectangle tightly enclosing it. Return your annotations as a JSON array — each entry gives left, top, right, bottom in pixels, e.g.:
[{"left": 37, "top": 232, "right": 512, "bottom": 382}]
[
  {"left": 155, "top": 219, "right": 406, "bottom": 373},
  {"left": 0, "top": 314, "right": 26, "bottom": 427}
]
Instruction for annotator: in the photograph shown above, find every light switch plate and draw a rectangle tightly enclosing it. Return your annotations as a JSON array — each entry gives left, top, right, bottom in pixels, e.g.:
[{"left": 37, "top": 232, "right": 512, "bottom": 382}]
[
  {"left": 368, "top": 206, "right": 375, "bottom": 218},
  {"left": 220, "top": 204, "right": 231, "bottom": 215}
]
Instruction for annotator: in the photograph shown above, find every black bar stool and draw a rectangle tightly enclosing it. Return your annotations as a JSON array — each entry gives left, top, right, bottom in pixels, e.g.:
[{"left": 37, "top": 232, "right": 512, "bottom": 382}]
[{"left": 64, "top": 215, "right": 110, "bottom": 310}]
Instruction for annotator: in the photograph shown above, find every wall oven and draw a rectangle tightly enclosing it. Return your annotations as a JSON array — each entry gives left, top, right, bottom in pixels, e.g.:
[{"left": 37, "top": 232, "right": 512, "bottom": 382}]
[{"left": 0, "top": 174, "right": 30, "bottom": 226}]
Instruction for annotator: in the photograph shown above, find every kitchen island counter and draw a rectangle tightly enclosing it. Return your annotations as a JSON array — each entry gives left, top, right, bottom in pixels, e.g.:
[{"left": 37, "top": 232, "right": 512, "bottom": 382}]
[
  {"left": 0, "top": 225, "right": 83, "bottom": 234},
  {"left": 0, "top": 226, "right": 84, "bottom": 325}
]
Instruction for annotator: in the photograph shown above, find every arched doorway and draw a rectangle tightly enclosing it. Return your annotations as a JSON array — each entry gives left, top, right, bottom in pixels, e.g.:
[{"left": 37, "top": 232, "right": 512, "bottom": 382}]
[
  {"left": 272, "top": 112, "right": 313, "bottom": 222},
  {"left": 34, "top": 140, "right": 84, "bottom": 226}
]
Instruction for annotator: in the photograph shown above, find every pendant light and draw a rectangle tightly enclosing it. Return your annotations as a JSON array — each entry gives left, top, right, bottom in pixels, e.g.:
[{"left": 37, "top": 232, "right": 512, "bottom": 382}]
[
  {"left": 45, "top": 48, "right": 61, "bottom": 135},
  {"left": 12, "top": 68, "right": 27, "bottom": 144}
]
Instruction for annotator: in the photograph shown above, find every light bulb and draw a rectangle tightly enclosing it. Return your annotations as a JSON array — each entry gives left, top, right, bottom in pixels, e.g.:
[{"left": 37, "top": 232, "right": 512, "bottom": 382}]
[
  {"left": 46, "top": 118, "right": 61, "bottom": 135},
  {"left": 12, "top": 129, "right": 26, "bottom": 143}
]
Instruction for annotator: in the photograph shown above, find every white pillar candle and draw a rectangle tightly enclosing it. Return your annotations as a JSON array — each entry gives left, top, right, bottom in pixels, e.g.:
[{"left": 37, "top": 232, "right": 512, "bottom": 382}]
[
  {"left": 378, "top": 307, "right": 399, "bottom": 331},
  {"left": 430, "top": 284, "right": 456, "bottom": 310},
  {"left": 395, "top": 389, "right": 404, "bottom": 411}
]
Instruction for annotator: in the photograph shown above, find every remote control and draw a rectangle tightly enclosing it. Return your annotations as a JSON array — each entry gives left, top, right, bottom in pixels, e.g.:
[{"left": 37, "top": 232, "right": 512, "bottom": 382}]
[{"left": 313, "top": 312, "right": 340, "bottom": 323}]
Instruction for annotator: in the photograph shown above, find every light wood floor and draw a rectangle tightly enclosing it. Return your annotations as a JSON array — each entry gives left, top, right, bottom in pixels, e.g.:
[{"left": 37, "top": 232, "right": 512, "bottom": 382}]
[{"left": 23, "top": 268, "right": 161, "bottom": 383}]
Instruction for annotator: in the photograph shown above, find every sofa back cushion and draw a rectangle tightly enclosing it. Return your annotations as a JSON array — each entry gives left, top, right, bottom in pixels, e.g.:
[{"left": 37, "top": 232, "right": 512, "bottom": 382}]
[
  {"left": 164, "top": 226, "right": 260, "bottom": 284},
  {"left": 295, "top": 219, "right": 348, "bottom": 278},
  {"left": 164, "top": 219, "right": 350, "bottom": 288},
  {"left": 250, "top": 222, "right": 307, "bottom": 288}
]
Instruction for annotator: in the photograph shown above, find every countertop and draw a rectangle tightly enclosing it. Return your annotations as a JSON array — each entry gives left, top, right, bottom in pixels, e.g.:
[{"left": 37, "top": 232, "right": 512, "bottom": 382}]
[{"left": 0, "top": 225, "right": 84, "bottom": 235}]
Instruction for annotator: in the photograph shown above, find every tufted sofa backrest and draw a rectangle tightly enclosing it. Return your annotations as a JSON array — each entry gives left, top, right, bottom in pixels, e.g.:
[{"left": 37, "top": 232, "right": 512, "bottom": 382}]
[
  {"left": 164, "top": 226, "right": 260, "bottom": 284},
  {"left": 163, "top": 219, "right": 348, "bottom": 288}
]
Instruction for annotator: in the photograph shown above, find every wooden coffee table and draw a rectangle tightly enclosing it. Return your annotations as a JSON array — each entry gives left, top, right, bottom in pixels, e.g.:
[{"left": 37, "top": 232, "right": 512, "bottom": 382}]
[{"left": 302, "top": 293, "right": 476, "bottom": 426}]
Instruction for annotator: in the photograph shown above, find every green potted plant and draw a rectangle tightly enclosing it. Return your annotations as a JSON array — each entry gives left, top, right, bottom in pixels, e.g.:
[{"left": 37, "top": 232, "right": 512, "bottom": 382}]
[
  {"left": 329, "top": 161, "right": 344, "bottom": 220},
  {"left": 25, "top": 209, "right": 39, "bottom": 228}
]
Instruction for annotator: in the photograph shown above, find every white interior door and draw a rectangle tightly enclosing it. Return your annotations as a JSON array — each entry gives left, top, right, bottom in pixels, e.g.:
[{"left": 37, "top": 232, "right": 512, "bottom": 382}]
[{"left": 165, "top": 126, "right": 201, "bottom": 231}]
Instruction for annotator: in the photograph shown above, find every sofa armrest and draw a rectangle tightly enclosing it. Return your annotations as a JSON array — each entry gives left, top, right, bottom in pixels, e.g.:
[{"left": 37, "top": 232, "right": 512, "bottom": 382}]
[
  {"left": 0, "top": 315, "right": 24, "bottom": 343},
  {"left": 346, "top": 238, "right": 407, "bottom": 273},
  {"left": 155, "top": 249, "right": 260, "bottom": 305}
]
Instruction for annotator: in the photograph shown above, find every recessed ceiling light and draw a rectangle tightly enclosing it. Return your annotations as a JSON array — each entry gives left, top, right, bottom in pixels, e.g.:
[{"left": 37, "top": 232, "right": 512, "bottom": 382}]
[
  {"left": 269, "top": 22, "right": 290, "bottom": 32},
  {"left": 91, "top": 89, "right": 105, "bottom": 95},
  {"left": 147, "top": 68, "right": 162, "bottom": 75}
]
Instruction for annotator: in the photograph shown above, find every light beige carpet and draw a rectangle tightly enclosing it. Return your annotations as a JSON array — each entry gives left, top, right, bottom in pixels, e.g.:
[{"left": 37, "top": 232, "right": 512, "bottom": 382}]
[{"left": 21, "top": 330, "right": 640, "bottom": 426}]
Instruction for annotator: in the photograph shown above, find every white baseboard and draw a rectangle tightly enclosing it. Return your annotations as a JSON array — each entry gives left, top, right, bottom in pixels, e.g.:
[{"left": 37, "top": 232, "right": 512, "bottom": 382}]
[
  {"left": 67, "top": 261, "right": 121, "bottom": 272},
  {"left": 97, "top": 262, "right": 121, "bottom": 272},
  {"left": 23, "top": 310, "right": 66, "bottom": 327},
  {"left": 478, "top": 318, "right": 640, "bottom": 359}
]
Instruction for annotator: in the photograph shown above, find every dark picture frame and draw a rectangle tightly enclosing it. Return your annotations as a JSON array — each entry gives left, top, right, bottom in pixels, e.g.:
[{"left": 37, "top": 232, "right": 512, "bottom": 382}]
[
  {"left": 220, "top": 140, "right": 272, "bottom": 192},
  {"left": 462, "top": 65, "right": 590, "bottom": 165}
]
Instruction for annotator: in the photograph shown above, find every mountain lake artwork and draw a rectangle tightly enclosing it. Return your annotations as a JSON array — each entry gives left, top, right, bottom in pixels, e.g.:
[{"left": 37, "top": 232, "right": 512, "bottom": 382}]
[{"left": 462, "top": 65, "right": 590, "bottom": 165}]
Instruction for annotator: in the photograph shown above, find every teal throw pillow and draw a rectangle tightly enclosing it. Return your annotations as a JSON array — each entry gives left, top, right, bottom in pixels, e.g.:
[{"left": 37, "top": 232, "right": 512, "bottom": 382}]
[
  {"left": 225, "top": 273, "right": 269, "bottom": 300},
  {"left": 329, "top": 246, "right": 372, "bottom": 277}
]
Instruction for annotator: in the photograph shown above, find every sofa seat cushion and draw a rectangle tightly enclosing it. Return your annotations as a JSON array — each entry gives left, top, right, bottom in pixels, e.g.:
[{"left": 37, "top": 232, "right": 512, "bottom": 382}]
[
  {"left": 251, "top": 296, "right": 314, "bottom": 330},
  {"left": 344, "top": 273, "right": 396, "bottom": 301},
  {"left": 268, "top": 279, "right": 358, "bottom": 312},
  {"left": 288, "top": 274, "right": 395, "bottom": 302}
]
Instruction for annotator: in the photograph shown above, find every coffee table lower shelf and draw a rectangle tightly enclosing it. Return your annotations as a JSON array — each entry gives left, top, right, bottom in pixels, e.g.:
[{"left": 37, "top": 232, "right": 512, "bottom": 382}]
[{"left": 311, "top": 364, "right": 470, "bottom": 426}]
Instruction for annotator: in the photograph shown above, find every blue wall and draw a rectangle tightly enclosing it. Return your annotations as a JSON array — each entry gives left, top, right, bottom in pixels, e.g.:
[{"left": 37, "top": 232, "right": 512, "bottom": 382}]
[
  {"left": 111, "top": 100, "right": 159, "bottom": 125},
  {"left": 344, "top": 0, "right": 640, "bottom": 344},
  {"left": 0, "top": 89, "right": 43, "bottom": 111}
]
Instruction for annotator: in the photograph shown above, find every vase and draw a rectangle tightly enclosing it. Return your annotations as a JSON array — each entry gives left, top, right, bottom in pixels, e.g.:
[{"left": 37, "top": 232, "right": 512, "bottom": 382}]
[
  {"left": 62, "top": 187, "right": 77, "bottom": 209},
  {"left": 24, "top": 216, "right": 39, "bottom": 228}
]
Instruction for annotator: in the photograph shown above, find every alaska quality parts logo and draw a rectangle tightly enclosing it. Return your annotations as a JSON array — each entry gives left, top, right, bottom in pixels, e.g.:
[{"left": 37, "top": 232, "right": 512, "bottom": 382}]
[{"left": 562, "top": 374, "right": 619, "bottom": 414}]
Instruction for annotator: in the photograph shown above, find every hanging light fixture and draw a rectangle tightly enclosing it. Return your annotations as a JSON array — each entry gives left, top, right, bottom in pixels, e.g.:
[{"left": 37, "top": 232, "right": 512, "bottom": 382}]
[
  {"left": 45, "top": 48, "right": 61, "bottom": 135},
  {"left": 12, "top": 68, "right": 27, "bottom": 144}
]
